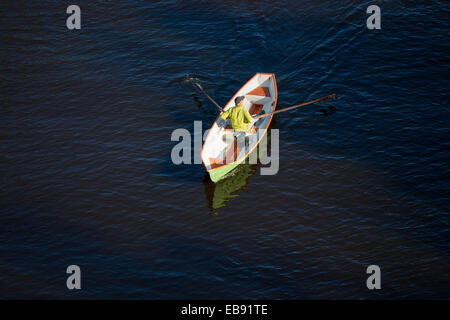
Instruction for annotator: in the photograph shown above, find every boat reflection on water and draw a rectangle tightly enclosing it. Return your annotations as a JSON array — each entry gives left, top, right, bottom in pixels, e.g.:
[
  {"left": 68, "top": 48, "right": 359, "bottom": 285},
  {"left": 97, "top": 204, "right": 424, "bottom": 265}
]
[
  {"left": 203, "top": 123, "right": 277, "bottom": 215},
  {"left": 204, "top": 163, "right": 258, "bottom": 215}
]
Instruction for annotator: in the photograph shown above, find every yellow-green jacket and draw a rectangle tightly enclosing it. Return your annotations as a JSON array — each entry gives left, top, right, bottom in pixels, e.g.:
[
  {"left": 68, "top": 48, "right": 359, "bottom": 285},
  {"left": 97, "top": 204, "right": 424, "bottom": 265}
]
[{"left": 220, "top": 105, "right": 253, "bottom": 131}]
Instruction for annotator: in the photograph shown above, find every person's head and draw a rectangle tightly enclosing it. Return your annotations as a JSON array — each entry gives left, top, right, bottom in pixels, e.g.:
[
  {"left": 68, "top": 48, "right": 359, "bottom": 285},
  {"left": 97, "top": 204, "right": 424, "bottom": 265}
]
[{"left": 234, "top": 96, "right": 245, "bottom": 106}]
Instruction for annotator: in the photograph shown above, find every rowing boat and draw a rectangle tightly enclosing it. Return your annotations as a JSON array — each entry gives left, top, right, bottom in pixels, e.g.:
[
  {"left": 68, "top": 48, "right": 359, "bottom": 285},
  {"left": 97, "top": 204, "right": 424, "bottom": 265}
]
[{"left": 201, "top": 73, "right": 278, "bottom": 182}]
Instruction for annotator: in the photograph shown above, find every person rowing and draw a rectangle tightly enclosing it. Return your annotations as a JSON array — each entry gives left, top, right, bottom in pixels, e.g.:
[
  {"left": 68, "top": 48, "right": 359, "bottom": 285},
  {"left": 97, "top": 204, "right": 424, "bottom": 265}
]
[{"left": 217, "top": 96, "right": 255, "bottom": 139}]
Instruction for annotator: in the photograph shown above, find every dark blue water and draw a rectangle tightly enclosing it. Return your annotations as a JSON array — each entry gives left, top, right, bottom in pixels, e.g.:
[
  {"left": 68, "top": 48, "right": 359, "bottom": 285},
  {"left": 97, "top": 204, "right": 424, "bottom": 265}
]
[{"left": 1, "top": 1, "right": 449, "bottom": 299}]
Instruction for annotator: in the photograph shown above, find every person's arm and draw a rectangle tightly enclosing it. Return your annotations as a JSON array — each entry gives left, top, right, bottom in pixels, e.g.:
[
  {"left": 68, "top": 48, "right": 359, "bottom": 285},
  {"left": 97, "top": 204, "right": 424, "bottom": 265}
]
[
  {"left": 220, "top": 109, "right": 230, "bottom": 120},
  {"left": 244, "top": 107, "right": 253, "bottom": 123},
  {"left": 243, "top": 108, "right": 256, "bottom": 132}
]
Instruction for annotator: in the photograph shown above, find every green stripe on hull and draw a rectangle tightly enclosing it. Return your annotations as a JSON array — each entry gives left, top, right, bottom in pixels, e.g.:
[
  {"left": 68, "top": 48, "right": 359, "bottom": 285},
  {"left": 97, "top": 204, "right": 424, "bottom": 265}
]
[{"left": 209, "top": 159, "right": 243, "bottom": 182}]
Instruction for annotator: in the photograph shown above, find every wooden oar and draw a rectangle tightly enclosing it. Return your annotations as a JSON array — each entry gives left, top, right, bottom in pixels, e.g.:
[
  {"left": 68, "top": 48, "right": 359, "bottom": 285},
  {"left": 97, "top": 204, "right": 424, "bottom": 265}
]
[
  {"left": 253, "top": 94, "right": 336, "bottom": 119},
  {"left": 193, "top": 82, "right": 224, "bottom": 112}
]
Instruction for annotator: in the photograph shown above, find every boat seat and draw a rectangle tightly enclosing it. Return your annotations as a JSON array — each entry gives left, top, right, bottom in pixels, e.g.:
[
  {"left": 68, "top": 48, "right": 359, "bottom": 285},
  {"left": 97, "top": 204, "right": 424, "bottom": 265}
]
[
  {"left": 209, "top": 157, "right": 224, "bottom": 169},
  {"left": 224, "top": 124, "right": 258, "bottom": 135},
  {"left": 247, "top": 86, "right": 271, "bottom": 97}
]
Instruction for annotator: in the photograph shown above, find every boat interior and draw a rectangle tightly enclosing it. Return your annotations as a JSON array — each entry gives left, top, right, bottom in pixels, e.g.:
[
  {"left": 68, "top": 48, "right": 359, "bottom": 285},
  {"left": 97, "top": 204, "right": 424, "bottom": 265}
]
[{"left": 202, "top": 74, "right": 277, "bottom": 171}]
